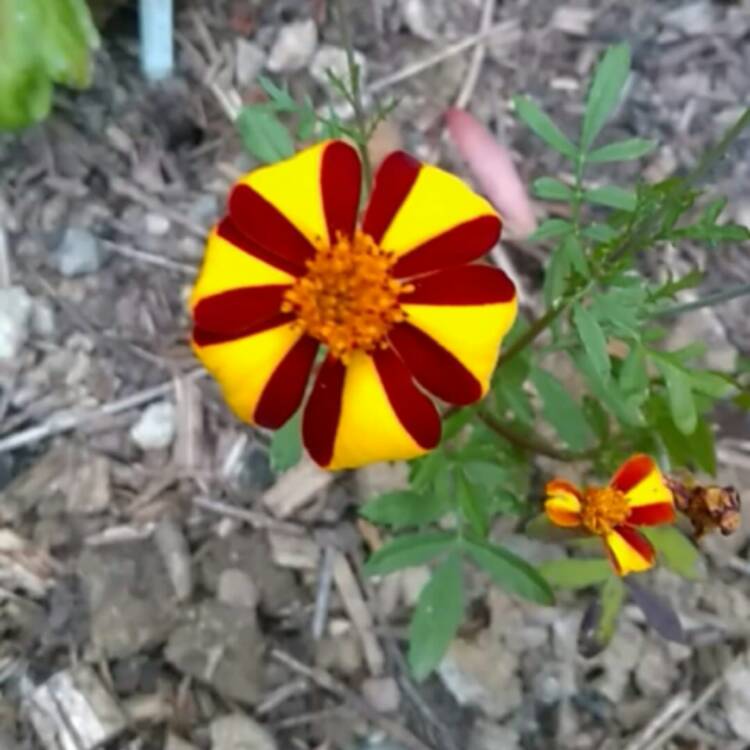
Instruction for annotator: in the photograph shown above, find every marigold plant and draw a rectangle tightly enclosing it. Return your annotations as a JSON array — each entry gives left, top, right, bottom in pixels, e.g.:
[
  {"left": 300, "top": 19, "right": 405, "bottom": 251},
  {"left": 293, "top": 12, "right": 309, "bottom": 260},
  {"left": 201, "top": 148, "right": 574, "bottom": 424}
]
[{"left": 192, "top": 15, "right": 749, "bottom": 678}]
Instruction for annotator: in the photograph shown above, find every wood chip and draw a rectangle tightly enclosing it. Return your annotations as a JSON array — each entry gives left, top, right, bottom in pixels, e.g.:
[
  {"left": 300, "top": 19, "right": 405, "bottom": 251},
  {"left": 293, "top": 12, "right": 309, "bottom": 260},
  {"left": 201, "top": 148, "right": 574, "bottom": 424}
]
[
  {"left": 332, "top": 551, "right": 385, "bottom": 676},
  {"left": 262, "top": 458, "right": 334, "bottom": 519},
  {"left": 268, "top": 531, "right": 320, "bottom": 570}
]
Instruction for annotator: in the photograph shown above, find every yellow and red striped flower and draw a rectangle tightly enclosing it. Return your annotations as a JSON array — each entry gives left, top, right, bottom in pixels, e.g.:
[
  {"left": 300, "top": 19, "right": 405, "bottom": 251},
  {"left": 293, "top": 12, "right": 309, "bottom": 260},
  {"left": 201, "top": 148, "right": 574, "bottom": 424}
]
[
  {"left": 545, "top": 455, "right": 676, "bottom": 575},
  {"left": 190, "top": 140, "right": 517, "bottom": 470}
]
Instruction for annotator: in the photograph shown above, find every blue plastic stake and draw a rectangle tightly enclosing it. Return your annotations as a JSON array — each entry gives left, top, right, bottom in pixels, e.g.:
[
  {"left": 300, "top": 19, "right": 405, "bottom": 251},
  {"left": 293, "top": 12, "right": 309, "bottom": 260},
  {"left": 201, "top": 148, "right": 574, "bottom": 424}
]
[{"left": 139, "top": 0, "right": 174, "bottom": 80}]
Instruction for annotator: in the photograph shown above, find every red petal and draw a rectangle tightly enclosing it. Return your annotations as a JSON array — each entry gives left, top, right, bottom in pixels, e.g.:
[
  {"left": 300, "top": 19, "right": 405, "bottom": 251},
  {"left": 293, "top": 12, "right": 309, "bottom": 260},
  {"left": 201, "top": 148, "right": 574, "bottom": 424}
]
[
  {"left": 388, "top": 322, "right": 482, "bottom": 405},
  {"left": 302, "top": 355, "right": 346, "bottom": 467},
  {"left": 373, "top": 346, "right": 441, "bottom": 450},
  {"left": 610, "top": 454, "right": 657, "bottom": 493},
  {"left": 321, "top": 141, "right": 361, "bottom": 241},
  {"left": 398, "top": 264, "right": 515, "bottom": 305}
]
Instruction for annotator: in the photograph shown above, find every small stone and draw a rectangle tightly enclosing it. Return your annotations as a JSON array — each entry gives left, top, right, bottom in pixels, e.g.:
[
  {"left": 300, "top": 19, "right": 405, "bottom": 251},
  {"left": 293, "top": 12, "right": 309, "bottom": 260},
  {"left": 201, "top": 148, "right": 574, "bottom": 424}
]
[
  {"left": 438, "top": 632, "right": 522, "bottom": 719},
  {"left": 145, "top": 213, "right": 171, "bottom": 236},
  {"left": 599, "top": 620, "right": 644, "bottom": 703},
  {"left": 130, "top": 401, "right": 176, "bottom": 451},
  {"left": 154, "top": 519, "right": 193, "bottom": 602},
  {"left": 210, "top": 714, "right": 277, "bottom": 750},
  {"left": 663, "top": 1, "right": 715, "bottom": 35},
  {"left": 218, "top": 568, "right": 259, "bottom": 610},
  {"left": 399, "top": 0, "right": 439, "bottom": 40},
  {"left": 235, "top": 39, "right": 265, "bottom": 87},
  {"left": 53, "top": 227, "right": 104, "bottom": 277},
  {"left": 199, "top": 532, "right": 300, "bottom": 615},
  {"left": 0, "top": 286, "right": 33, "bottom": 361},
  {"left": 315, "top": 633, "right": 363, "bottom": 676},
  {"left": 310, "top": 45, "right": 367, "bottom": 89},
  {"left": 190, "top": 194, "right": 221, "bottom": 227},
  {"left": 30, "top": 298, "right": 56, "bottom": 338},
  {"left": 165, "top": 734, "right": 199, "bottom": 750},
  {"left": 469, "top": 720, "right": 521, "bottom": 750},
  {"left": 362, "top": 677, "right": 400, "bottom": 713},
  {"left": 266, "top": 19, "right": 317, "bottom": 73},
  {"left": 26, "top": 665, "right": 127, "bottom": 750},
  {"left": 635, "top": 642, "right": 676, "bottom": 698},
  {"left": 725, "top": 652, "right": 750, "bottom": 741},
  {"left": 78, "top": 539, "right": 178, "bottom": 658},
  {"left": 67, "top": 452, "right": 111, "bottom": 515},
  {"left": 166, "top": 601, "right": 265, "bottom": 704}
]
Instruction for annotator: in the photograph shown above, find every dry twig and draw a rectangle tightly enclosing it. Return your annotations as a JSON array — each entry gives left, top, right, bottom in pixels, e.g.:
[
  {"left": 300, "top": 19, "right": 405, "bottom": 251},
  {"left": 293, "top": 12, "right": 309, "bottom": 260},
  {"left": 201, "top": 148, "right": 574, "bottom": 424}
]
[
  {"left": 271, "top": 649, "right": 432, "bottom": 750},
  {"left": 455, "top": 0, "right": 496, "bottom": 108}
]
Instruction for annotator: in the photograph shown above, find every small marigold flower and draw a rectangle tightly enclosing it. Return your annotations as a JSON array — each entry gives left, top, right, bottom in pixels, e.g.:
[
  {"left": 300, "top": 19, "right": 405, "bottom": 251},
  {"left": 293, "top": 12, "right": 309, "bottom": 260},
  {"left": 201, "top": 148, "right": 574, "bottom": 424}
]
[
  {"left": 545, "top": 454, "right": 676, "bottom": 575},
  {"left": 190, "top": 140, "right": 517, "bottom": 469}
]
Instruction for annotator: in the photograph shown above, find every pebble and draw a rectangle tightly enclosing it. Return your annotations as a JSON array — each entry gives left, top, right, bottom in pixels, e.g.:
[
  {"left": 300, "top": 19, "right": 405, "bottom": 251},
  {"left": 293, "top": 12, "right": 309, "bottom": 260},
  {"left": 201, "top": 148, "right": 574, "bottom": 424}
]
[
  {"left": 235, "top": 39, "right": 266, "bottom": 87},
  {"left": 469, "top": 720, "right": 521, "bottom": 750},
  {"left": 218, "top": 568, "right": 259, "bottom": 610},
  {"left": 166, "top": 601, "right": 265, "bottom": 704},
  {"left": 210, "top": 714, "right": 277, "bottom": 750},
  {"left": 266, "top": 19, "right": 317, "bottom": 73},
  {"left": 30, "top": 298, "right": 56, "bottom": 338},
  {"left": 362, "top": 677, "right": 400, "bottom": 713},
  {"left": 154, "top": 519, "right": 193, "bottom": 602},
  {"left": 78, "top": 539, "right": 178, "bottom": 659},
  {"left": 725, "top": 652, "right": 750, "bottom": 741},
  {"left": 130, "top": 400, "right": 176, "bottom": 451},
  {"left": 663, "top": 1, "right": 715, "bottom": 35},
  {"left": 310, "top": 45, "right": 367, "bottom": 89},
  {"left": 165, "top": 734, "right": 199, "bottom": 750},
  {"left": 0, "top": 285, "right": 33, "bottom": 361},
  {"left": 53, "top": 227, "right": 104, "bottom": 277},
  {"left": 144, "top": 213, "right": 171, "bottom": 236},
  {"left": 438, "top": 632, "right": 522, "bottom": 719}
]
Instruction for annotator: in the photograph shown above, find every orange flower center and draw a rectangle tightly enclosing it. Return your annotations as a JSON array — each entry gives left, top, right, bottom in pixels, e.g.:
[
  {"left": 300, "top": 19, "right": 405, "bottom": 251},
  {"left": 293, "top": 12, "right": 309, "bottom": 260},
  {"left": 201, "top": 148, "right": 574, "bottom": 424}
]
[
  {"left": 581, "top": 486, "right": 631, "bottom": 535},
  {"left": 282, "top": 230, "right": 412, "bottom": 362}
]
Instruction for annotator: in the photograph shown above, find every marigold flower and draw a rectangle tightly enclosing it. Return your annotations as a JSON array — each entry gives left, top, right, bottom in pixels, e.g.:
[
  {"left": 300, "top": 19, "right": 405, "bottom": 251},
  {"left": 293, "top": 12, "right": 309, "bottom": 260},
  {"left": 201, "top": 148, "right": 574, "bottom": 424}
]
[
  {"left": 545, "top": 454, "right": 676, "bottom": 575},
  {"left": 190, "top": 140, "right": 518, "bottom": 469}
]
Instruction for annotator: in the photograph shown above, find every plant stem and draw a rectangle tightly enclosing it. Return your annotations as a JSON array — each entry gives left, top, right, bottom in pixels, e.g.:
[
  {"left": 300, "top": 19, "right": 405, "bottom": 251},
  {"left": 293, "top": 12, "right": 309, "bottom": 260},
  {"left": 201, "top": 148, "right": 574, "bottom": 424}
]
[
  {"left": 653, "top": 282, "right": 750, "bottom": 318},
  {"left": 494, "top": 303, "right": 566, "bottom": 375},
  {"left": 334, "top": 0, "right": 373, "bottom": 190},
  {"left": 687, "top": 107, "right": 750, "bottom": 186},
  {"left": 476, "top": 409, "right": 595, "bottom": 461}
]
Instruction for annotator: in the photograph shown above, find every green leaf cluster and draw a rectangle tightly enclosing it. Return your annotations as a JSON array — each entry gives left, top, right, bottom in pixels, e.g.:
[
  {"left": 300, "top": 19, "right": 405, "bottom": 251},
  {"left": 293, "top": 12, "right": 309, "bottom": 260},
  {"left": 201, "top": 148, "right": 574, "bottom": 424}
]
[{"left": 0, "top": 0, "right": 99, "bottom": 130}]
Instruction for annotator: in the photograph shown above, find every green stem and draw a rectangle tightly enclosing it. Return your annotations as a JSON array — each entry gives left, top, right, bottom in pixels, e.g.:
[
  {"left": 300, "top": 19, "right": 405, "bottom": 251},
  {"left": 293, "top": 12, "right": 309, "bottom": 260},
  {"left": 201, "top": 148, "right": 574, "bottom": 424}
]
[
  {"left": 334, "top": 0, "right": 373, "bottom": 190},
  {"left": 476, "top": 409, "right": 595, "bottom": 461},
  {"left": 653, "top": 282, "right": 750, "bottom": 318},
  {"left": 687, "top": 107, "right": 750, "bottom": 186},
  {"left": 494, "top": 304, "right": 565, "bottom": 375}
]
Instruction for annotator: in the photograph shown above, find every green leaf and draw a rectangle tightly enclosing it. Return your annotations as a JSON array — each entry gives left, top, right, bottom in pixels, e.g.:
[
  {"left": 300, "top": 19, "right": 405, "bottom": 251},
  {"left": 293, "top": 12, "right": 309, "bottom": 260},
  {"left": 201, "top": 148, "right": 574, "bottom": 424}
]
[
  {"left": 597, "top": 575, "right": 625, "bottom": 647},
  {"left": 538, "top": 558, "right": 612, "bottom": 589},
  {"left": 641, "top": 527, "right": 702, "bottom": 580},
  {"left": 543, "top": 242, "right": 571, "bottom": 308},
  {"left": 464, "top": 539, "right": 554, "bottom": 605},
  {"left": 581, "top": 43, "right": 631, "bottom": 150},
  {"left": 530, "top": 367, "right": 594, "bottom": 451},
  {"left": 588, "top": 138, "right": 656, "bottom": 163},
  {"left": 619, "top": 345, "right": 649, "bottom": 396},
  {"left": 583, "top": 186, "right": 637, "bottom": 212},
  {"left": 457, "top": 472, "right": 489, "bottom": 539},
  {"left": 573, "top": 304, "right": 611, "bottom": 381},
  {"left": 533, "top": 177, "right": 573, "bottom": 201},
  {"left": 690, "top": 416, "right": 717, "bottom": 476},
  {"left": 408, "top": 553, "right": 464, "bottom": 680},
  {"left": 236, "top": 106, "right": 295, "bottom": 163},
  {"left": 257, "top": 75, "right": 298, "bottom": 111},
  {"left": 269, "top": 412, "right": 302, "bottom": 471},
  {"left": 583, "top": 395, "right": 610, "bottom": 441},
  {"left": 563, "top": 234, "right": 589, "bottom": 275},
  {"left": 360, "top": 490, "right": 451, "bottom": 528},
  {"left": 583, "top": 223, "right": 619, "bottom": 243},
  {"left": 653, "top": 358, "right": 697, "bottom": 435},
  {"left": 364, "top": 531, "right": 455, "bottom": 576},
  {"left": 529, "top": 218, "right": 574, "bottom": 241},
  {"left": 689, "top": 371, "right": 734, "bottom": 399},
  {"left": 513, "top": 95, "right": 578, "bottom": 159}
]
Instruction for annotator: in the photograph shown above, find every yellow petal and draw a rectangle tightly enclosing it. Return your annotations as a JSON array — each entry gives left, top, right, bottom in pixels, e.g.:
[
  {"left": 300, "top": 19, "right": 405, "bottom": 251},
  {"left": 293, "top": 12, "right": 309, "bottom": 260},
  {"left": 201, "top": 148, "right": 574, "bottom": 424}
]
[{"left": 193, "top": 322, "right": 303, "bottom": 423}]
